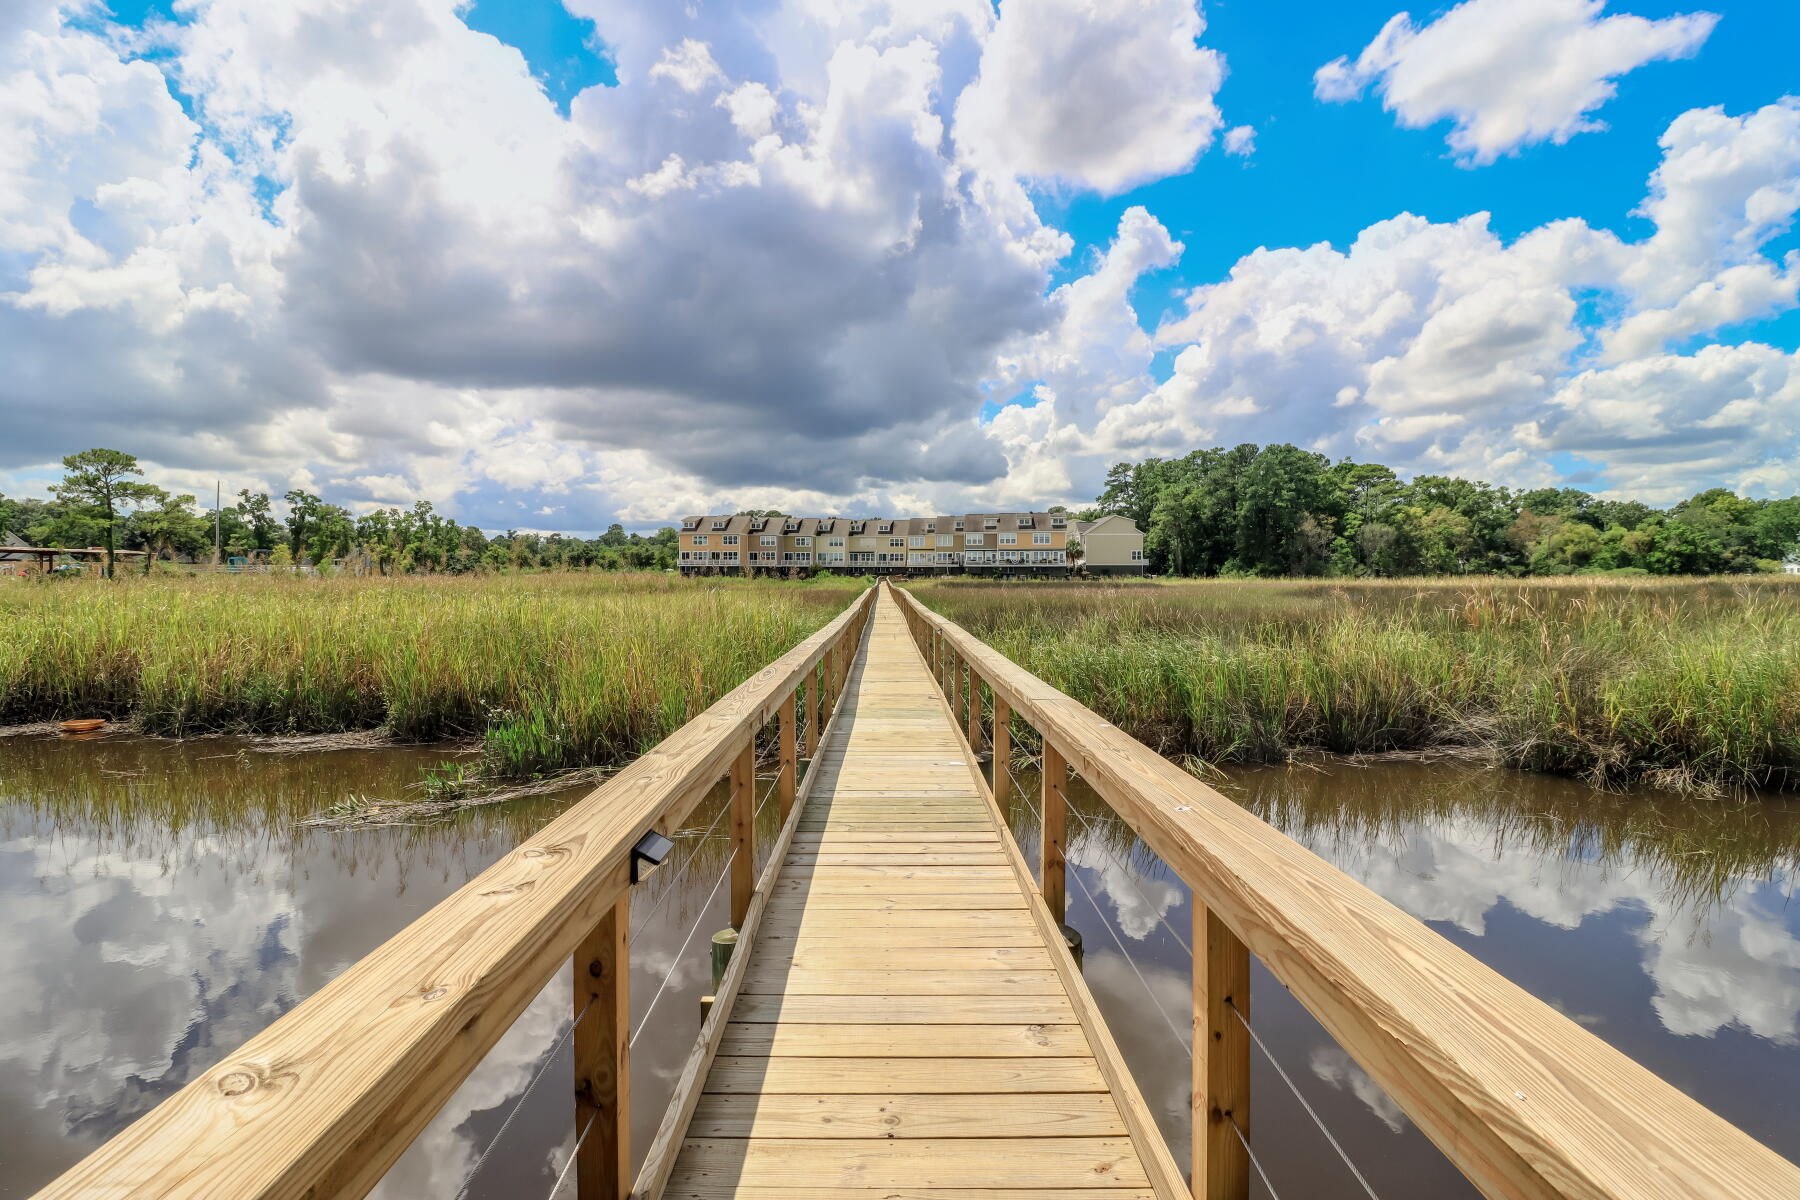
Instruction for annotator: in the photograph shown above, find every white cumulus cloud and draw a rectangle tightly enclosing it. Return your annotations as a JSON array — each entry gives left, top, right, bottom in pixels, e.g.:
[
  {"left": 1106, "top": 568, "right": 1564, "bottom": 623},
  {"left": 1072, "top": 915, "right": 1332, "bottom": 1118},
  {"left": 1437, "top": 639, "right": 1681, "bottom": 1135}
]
[
  {"left": 1315, "top": 0, "right": 1718, "bottom": 165},
  {"left": 956, "top": 0, "right": 1226, "bottom": 195}
]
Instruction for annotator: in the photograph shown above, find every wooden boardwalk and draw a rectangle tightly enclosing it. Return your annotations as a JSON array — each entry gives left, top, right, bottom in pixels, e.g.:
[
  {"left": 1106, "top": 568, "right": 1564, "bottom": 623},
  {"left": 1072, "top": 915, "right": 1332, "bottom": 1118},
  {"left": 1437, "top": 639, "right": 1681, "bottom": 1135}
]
[{"left": 664, "top": 590, "right": 1166, "bottom": 1198}]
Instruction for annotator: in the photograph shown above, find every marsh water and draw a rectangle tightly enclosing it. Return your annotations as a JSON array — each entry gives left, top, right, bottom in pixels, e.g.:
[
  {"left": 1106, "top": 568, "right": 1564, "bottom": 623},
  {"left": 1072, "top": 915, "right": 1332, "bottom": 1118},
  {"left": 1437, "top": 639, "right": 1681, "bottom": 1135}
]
[{"left": 1, "top": 735, "right": 1796, "bottom": 1196}]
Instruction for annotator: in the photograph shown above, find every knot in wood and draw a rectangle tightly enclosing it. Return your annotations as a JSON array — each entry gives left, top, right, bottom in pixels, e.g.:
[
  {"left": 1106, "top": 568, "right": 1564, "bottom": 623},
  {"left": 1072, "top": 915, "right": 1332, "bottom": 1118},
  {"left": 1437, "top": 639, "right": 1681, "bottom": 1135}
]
[{"left": 218, "top": 1071, "right": 256, "bottom": 1097}]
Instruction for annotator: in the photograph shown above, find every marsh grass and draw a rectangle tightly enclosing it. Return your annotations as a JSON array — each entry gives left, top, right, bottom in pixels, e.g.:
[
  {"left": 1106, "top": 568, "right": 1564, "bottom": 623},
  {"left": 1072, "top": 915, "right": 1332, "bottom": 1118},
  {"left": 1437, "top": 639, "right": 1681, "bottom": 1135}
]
[
  {"left": 915, "top": 576, "right": 1800, "bottom": 792},
  {"left": 0, "top": 572, "right": 860, "bottom": 777}
]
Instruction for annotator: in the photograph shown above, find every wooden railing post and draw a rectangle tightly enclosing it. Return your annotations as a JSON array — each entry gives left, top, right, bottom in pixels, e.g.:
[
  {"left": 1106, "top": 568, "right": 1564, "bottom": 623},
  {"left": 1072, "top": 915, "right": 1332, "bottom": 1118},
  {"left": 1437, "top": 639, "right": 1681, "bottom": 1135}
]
[
  {"left": 1194, "top": 903, "right": 1250, "bottom": 1200},
  {"left": 966, "top": 668, "right": 983, "bottom": 750},
  {"left": 729, "top": 740, "right": 755, "bottom": 928},
  {"left": 1040, "top": 741, "right": 1066, "bottom": 923},
  {"left": 803, "top": 670, "right": 821, "bottom": 759},
  {"left": 991, "top": 697, "right": 1011, "bottom": 809},
  {"left": 949, "top": 652, "right": 963, "bottom": 725},
  {"left": 778, "top": 690, "right": 798, "bottom": 821},
  {"left": 574, "top": 897, "right": 629, "bottom": 1200}
]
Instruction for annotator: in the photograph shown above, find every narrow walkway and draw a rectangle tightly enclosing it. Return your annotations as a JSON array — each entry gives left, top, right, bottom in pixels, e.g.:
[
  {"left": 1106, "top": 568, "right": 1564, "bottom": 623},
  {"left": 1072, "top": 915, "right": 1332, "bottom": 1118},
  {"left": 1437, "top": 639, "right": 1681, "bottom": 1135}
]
[{"left": 664, "top": 590, "right": 1157, "bottom": 1197}]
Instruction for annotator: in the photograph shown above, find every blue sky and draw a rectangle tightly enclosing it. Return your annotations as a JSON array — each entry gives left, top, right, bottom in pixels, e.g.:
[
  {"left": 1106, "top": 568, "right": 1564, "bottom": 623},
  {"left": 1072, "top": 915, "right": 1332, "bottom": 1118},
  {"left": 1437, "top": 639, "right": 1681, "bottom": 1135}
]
[{"left": 4, "top": 0, "right": 1799, "bottom": 528}]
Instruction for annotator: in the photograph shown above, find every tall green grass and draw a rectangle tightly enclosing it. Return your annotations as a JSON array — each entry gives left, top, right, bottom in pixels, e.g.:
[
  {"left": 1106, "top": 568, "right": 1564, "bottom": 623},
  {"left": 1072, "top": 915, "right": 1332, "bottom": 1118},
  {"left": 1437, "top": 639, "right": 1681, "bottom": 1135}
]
[
  {"left": 913, "top": 577, "right": 1800, "bottom": 792},
  {"left": 0, "top": 572, "right": 860, "bottom": 776}
]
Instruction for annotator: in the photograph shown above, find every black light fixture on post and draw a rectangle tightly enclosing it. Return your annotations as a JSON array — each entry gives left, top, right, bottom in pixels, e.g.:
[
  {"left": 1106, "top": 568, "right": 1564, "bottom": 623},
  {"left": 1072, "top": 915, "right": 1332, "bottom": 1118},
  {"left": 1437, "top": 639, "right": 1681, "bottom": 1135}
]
[{"left": 631, "top": 830, "right": 675, "bottom": 884}]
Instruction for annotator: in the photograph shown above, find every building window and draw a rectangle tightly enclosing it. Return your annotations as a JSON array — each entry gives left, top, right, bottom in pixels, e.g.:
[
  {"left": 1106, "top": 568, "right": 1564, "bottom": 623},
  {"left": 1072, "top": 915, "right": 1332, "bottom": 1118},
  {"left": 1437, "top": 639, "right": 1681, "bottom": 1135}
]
[
  {"left": 1033, "top": 533, "right": 1051, "bottom": 545},
  {"left": 722, "top": 535, "right": 739, "bottom": 546},
  {"left": 983, "top": 519, "right": 998, "bottom": 530},
  {"left": 1131, "top": 549, "right": 1146, "bottom": 562},
  {"left": 760, "top": 535, "right": 777, "bottom": 546},
  {"left": 827, "top": 538, "right": 844, "bottom": 547},
  {"left": 909, "top": 536, "right": 925, "bottom": 548},
  {"left": 692, "top": 536, "right": 709, "bottom": 546},
  {"left": 964, "top": 534, "right": 984, "bottom": 546},
  {"left": 936, "top": 535, "right": 954, "bottom": 547},
  {"left": 795, "top": 536, "right": 812, "bottom": 547},
  {"left": 998, "top": 533, "right": 1017, "bottom": 545},
  {"left": 784, "top": 552, "right": 813, "bottom": 563},
  {"left": 886, "top": 538, "right": 902, "bottom": 548}
]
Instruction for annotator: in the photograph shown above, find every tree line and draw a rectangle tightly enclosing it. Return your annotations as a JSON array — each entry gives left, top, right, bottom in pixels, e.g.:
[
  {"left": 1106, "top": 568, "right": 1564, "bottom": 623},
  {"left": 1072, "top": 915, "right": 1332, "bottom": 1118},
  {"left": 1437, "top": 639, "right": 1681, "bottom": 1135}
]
[
  {"left": 1093, "top": 444, "right": 1800, "bottom": 577},
  {"left": 1, "top": 449, "right": 677, "bottom": 576}
]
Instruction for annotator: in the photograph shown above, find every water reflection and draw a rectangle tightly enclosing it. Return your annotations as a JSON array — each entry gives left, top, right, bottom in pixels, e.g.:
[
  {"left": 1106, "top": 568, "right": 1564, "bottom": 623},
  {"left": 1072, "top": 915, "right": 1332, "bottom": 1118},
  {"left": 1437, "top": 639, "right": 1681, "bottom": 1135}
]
[
  {"left": 0, "top": 734, "right": 782, "bottom": 1198},
  {"left": 1000, "top": 756, "right": 1800, "bottom": 1197}
]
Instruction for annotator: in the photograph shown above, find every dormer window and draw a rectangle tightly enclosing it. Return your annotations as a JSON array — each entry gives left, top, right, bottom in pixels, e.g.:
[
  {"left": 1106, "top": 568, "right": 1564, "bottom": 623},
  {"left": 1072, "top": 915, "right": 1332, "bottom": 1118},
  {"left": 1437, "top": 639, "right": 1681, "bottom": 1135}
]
[
  {"left": 682, "top": 518, "right": 700, "bottom": 531},
  {"left": 983, "top": 518, "right": 998, "bottom": 530},
  {"left": 711, "top": 519, "right": 729, "bottom": 531},
  {"left": 818, "top": 519, "right": 834, "bottom": 533},
  {"left": 784, "top": 520, "right": 800, "bottom": 533},
  {"left": 749, "top": 518, "right": 767, "bottom": 532},
  {"left": 1019, "top": 516, "right": 1034, "bottom": 528},
  {"left": 1052, "top": 515, "right": 1066, "bottom": 527},
  {"left": 878, "top": 521, "right": 893, "bottom": 534},
  {"left": 849, "top": 521, "right": 865, "bottom": 534},
  {"left": 953, "top": 520, "right": 965, "bottom": 531}
]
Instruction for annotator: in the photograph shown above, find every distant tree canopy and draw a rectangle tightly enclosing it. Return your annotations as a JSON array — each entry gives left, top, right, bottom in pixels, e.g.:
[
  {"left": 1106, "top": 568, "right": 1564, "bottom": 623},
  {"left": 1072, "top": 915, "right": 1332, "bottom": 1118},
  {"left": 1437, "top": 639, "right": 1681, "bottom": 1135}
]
[
  {"left": 2, "top": 449, "right": 680, "bottom": 575},
  {"left": 1096, "top": 445, "right": 1800, "bottom": 577}
]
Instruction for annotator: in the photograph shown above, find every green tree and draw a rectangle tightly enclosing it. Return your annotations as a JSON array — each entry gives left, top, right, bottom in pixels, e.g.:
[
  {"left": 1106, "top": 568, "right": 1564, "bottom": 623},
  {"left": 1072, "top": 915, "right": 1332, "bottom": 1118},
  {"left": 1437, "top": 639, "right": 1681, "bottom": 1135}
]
[
  {"left": 51, "top": 448, "right": 159, "bottom": 578},
  {"left": 129, "top": 490, "right": 210, "bottom": 569}
]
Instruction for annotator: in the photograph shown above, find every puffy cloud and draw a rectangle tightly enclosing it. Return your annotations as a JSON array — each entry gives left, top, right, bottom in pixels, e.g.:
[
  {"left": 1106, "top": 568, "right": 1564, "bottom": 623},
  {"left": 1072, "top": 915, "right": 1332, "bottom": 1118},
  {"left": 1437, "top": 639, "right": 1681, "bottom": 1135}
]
[
  {"left": 1315, "top": 0, "right": 1718, "bottom": 165},
  {"left": 955, "top": 0, "right": 1225, "bottom": 195},
  {"left": 1223, "top": 124, "right": 1255, "bottom": 157},
  {"left": 1126, "top": 98, "right": 1800, "bottom": 496},
  {"left": 1547, "top": 343, "right": 1800, "bottom": 502}
]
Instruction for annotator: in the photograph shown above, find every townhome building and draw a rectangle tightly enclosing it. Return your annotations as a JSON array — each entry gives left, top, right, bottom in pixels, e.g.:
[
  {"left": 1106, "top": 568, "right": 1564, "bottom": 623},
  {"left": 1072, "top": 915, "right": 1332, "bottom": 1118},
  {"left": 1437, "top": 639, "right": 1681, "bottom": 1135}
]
[{"left": 676, "top": 511, "right": 1142, "bottom": 578}]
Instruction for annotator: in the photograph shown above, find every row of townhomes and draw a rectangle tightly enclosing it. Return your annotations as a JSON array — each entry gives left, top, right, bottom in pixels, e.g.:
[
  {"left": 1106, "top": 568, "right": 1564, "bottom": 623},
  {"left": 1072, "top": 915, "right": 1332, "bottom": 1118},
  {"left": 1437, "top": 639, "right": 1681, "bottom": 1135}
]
[{"left": 677, "top": 512, "right": 1146, "bottom": 577}]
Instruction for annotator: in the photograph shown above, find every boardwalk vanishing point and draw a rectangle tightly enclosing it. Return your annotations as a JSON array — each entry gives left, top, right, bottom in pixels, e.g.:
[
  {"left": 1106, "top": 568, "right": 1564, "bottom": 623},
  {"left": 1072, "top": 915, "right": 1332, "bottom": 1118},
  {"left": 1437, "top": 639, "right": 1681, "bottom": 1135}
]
[{"left": 661, "top": 589, "right": 1166, "bottom": 1196}]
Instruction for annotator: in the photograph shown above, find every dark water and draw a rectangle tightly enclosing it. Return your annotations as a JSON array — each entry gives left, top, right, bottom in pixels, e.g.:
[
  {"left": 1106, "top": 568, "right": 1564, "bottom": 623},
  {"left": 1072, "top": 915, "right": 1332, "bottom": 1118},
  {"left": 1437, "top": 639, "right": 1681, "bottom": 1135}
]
[
  {"left": 0, "top": 733, "right": 779, "bottom": 1198},
  {"left": 1, "top": 737, "right": 1797, "bottom": 1196}
]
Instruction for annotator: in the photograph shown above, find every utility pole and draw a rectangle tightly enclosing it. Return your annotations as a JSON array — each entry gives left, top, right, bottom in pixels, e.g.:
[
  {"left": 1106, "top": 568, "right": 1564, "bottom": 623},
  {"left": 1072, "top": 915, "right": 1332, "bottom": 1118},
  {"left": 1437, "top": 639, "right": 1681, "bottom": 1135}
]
[{"left": 214, "top": 481, "right": 222, "bottom": 568}]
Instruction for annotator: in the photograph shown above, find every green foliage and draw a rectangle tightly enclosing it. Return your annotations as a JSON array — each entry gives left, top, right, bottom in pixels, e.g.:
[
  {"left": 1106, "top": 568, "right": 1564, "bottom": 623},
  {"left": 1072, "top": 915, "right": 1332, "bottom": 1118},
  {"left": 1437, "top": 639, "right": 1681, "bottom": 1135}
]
[
  {"left": 0, "top": 572, "right": 852, "bottom": 777},
  {"left": 50, "top": 448, "right": 160, "bottom": 577},
  {"left": 917, "top": 576, "right": 1800, "bottom": 792},
  {"left": 1096, "top": 444, "right": 1800, "bottom": 578}
]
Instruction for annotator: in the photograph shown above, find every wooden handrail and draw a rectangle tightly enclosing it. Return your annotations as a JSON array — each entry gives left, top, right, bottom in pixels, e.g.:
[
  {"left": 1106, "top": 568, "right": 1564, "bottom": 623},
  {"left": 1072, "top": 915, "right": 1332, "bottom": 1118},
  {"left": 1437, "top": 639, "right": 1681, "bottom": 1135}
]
[
  {"left": 36, "top": 587, "right": 875, "bottom": 1200},
  {"left": 892, "top": 585, "right": 1800, "bottom": 1200}
]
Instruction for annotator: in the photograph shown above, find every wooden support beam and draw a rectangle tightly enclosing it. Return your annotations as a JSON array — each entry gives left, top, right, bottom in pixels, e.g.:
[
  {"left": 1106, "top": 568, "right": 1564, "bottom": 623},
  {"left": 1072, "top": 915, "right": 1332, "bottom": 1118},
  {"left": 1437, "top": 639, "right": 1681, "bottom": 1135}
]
[
  {"left": 1040, "top": 742, "right": 1067, "bottom": 924},
  {"left": 778, "top": 691, "right": 798, "bottom": 822},
  {"left": 574, "top": 897, "right": 629, "bottom": 1200},
  {"left": 730, "top": 741, "right": 756, "bottom": 929},
  {"left": 802, "top": 672, "right": 820, "bottom": 759},
  {"left": 991, "top": 696, "right": 1012, "bottom": 811},
  {"left": 966, "top": 668, "right": 984, "bottom": 751},
  {"left": 1194, "top": 903, "right": 1250, "bottom": 1200},
  {"left": 949, "top": 653, "right": 963, "bottom": 726}
]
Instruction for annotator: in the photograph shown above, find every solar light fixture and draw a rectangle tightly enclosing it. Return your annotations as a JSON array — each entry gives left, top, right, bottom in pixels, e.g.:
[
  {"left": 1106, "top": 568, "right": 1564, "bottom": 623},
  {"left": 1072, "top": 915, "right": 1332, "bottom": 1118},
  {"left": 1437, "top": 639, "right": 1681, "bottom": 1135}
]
[{"left": 631, "top": 830, "right": 675, "bottom": 884}]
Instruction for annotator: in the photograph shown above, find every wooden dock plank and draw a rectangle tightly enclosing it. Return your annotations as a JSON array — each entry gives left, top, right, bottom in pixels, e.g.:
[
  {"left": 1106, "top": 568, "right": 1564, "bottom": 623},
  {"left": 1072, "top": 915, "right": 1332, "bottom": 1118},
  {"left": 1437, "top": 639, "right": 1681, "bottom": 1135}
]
[
  {"left": 685, "top": 1093, "right": 1128, "bottom": 1138},
  {"left": 659, "top": 588, "right": 1167, "bottom": 1198},
  {"left": 717, "top": 1023, "right": 1089, "bottom": 1057},
  {"left": 669, "top": 1138, "right": 1149, "bottom": 1189}
]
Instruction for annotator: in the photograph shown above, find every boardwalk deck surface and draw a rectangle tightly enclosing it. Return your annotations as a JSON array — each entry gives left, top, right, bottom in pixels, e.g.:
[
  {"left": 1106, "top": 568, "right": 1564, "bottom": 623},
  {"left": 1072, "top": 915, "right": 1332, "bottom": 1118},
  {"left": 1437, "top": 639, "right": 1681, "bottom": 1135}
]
[{"left": 664, "top": 591, "right": 1160, "bottom": 1198}]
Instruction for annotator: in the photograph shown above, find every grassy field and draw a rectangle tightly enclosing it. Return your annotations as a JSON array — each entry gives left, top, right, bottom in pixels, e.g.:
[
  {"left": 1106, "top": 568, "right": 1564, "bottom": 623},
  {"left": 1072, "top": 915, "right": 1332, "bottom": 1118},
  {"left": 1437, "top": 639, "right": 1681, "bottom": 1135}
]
[
  {"left": 0, "top": 572, "right": 859, "bottom": 777},
  {"left": 912, "top": 576, "right": 1800, "bottom": 792}
]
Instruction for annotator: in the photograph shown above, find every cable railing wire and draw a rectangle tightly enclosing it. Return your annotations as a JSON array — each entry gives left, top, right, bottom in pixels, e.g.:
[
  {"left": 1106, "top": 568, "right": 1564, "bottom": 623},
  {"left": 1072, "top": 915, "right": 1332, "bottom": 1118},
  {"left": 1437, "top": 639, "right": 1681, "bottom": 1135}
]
[
  {"left": 1060, "top": 795, "right": 1193, "bottom": 956},
  {"left": 628, "top": 772, "right": 780, "bottom": 1050},
  {"left": 544, "top": 1109, "right": 599, "bottom": 1200},
  {"left": 1226, "top": 1113, "right": 1284, "bottom": 1200},
  {"left": 1065, "top": 862, "right": 1190, "bottom": 1054},
  {"left": 451, "top": 993, "right": 595, "bottom": 1200},
  {"left": 1228, "top": 999, "right": 1384, "bottom": 1200},
  {"left": 629, "top": 760, "right": 779, "bottom": 947}
]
